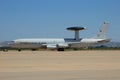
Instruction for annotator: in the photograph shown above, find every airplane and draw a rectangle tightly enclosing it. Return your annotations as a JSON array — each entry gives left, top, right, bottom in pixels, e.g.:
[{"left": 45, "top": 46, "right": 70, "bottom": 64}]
[{"left": 7, "top": 22, "right": 111, "bottom": 51}]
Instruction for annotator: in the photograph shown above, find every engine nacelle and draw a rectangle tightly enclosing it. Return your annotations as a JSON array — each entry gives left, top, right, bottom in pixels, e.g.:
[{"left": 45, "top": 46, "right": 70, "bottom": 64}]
[
  {"left": 47, "top": 45, "right": 57, "bottom": 49},
  {"left": 57, "top": 43, "right": 69, "bottom": 48},
  {"left": 47, "top": 43, "right": 69, "bottom": 49}
]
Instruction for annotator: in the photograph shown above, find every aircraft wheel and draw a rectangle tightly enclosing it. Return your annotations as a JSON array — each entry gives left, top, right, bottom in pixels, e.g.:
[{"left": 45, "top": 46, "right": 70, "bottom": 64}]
[
  {"left": 3, "top": 49, "right": 8, "bottom": 52},
  {"left": 18, "top": 49, "right": 21, "bottom": 52},
  {"left": 31, "top": 49, "right": 37, "bottom": 51},
  {"left": 57, "top": 48, "right": 64, "bottom": 51}
]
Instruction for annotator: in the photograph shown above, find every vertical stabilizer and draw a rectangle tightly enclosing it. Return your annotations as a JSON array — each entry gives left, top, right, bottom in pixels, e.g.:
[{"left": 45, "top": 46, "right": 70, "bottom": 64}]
[{"left": 95, "top": 22, "right": 109, "bottom": 39}]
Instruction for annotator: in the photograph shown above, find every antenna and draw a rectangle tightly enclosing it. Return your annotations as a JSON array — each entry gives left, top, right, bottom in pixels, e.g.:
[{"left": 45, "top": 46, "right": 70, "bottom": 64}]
[{"left": 66, "top": 27, "right": 86, "bottom": 40}]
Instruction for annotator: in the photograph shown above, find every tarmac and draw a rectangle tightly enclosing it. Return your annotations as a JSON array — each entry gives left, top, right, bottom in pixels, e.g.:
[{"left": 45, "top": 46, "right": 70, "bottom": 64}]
[{"left": 0, "top": 50, "right": 120, "bottom": 80}]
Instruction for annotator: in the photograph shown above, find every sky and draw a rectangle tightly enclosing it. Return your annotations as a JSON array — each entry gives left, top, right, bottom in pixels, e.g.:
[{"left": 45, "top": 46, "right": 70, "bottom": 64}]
[{"left": 0, "top": 0, "right": 120, "bottom": 41}]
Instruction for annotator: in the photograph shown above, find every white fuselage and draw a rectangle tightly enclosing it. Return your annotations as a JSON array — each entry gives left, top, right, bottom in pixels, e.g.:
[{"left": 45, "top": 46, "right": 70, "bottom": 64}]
[{"left": 10, "top": 38, "right": 110, "bottom": 49}]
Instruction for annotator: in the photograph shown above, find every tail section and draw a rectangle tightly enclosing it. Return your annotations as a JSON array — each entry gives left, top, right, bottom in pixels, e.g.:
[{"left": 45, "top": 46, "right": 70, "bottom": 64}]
[{"left": 95, "top": 22, "right": 110, "bottom": 39}]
